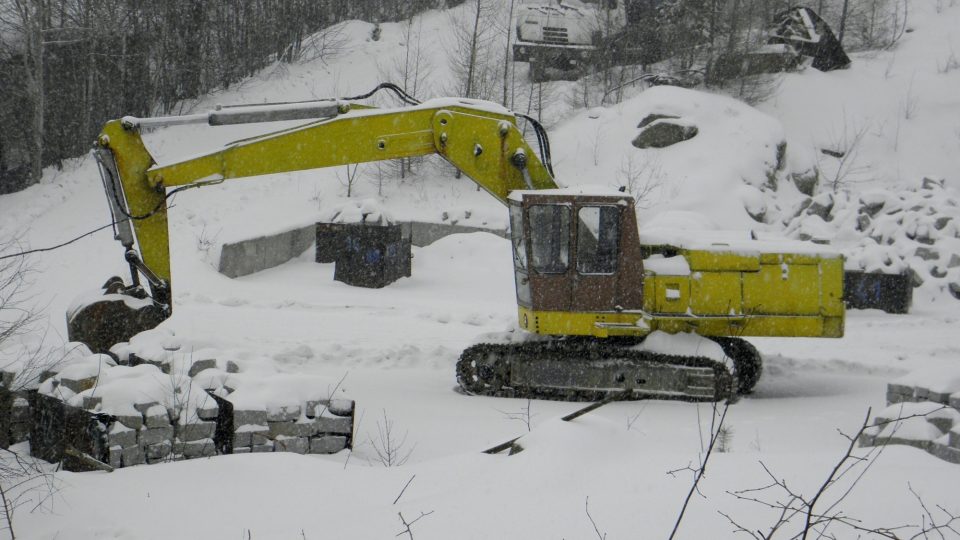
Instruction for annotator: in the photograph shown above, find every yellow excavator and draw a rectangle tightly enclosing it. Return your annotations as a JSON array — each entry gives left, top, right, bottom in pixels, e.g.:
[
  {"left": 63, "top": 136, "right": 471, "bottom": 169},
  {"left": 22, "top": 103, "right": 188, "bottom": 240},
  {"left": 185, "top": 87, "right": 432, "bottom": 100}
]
[{"left": 69, "top": 84, "right": 844, "bottom": 403}]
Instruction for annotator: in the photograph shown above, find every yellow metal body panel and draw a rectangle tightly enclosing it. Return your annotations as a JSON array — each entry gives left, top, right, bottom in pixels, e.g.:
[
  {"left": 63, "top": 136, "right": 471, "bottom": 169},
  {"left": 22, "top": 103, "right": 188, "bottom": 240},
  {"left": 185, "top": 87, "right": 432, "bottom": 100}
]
[
  {"left": 685, "top": 250, "right": 760, "bottom": 271},
  {"left": 101, "top": 102, "right": 556, "bottom": 290},
  {"left": 689, "top": 272, "right": 742, "bottom": 316},
  {"left": 742, "top": 263, "right": 821, "bottom": 315}
]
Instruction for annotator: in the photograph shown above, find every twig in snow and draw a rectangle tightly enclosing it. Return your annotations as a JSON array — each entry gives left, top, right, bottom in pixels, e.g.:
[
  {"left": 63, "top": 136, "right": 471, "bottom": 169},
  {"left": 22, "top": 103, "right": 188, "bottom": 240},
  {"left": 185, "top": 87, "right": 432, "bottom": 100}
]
[{"left": 393, "top": 475, "right": 416, "bottom": 505}]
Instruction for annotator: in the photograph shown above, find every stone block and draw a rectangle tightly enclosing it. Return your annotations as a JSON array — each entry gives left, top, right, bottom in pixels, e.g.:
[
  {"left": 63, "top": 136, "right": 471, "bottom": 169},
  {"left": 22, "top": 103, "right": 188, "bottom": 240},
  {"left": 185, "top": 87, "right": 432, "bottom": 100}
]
[
  {"left": 81, "top": 395, "right": 102, "bottom": 410},
  {"left": 144, "top": 405, "right": 170, "bottom": 428},
  {"left": 274, "top": 436, "right": 309, "bottom": 454},
  {"left": 915, "top": 246, "right": 939, "bottom": 261},
  {"left": 268, "top": 420, "right": 317, "bottom": 439},
  {"left": 926, "top": 412, "right": 959, "bottom": 434},
  {"left": 116, "top": 414, "right": 144, "bottom": 430},
  {"left": 224, "top": 361, "right": 239, "bottom": 374},
  {"left": 951, "top": 393, "right": 960, "bottom": 409},
  {"left": 310, "top": 435, "right": 347, "bottom": 454},
  {"left": 251, "top": 443, "right": 274, "bottom": 453},
  {"left": 181, "top": 438, "right": 217, "bottom": 459},
  {"left": 196, "top": 404, "right": 219, "bottom": 421},
  {"left": 233, "top": 446, "right": 251, "bottom": 454},
  {"left": 108, "top": 445, "right": 123, "bottom": 469},
  {"left": 315, "top": 415, "right": 352, "bottom": 435},
  {"left": 266, "top": 404, "right": 301, "bottom": 422},
  {"left": 187, "top": 358, "right": 218, "bottom": 378},
  {"left": 121, "top": 444, "right": 144, "bottom": 467},
  {"left": 145, "top": 440, "right": 172, "bottom": 461},
  {"left": 10, "top": 397, "right": 30, "bottom": 423},
  {"left": 306, "top": 399, "right": 355, "bottom": 418},
  {"left": 927, "top": 390, "right": 953, "bottom": 405},
  {"left": 930, "top": 442, "right": 960, "bottom": 464},
  {"left": 328, "top": 399, "right": 354, "bottom": 417},
  {"left": 60, "top": 376, "right": 97, "bottom": 393},
  {"left": 0, "top": 370, "right": 14, "bottom": 389},
  {"left": 177, "top": 421, "right": 216, "bottom": 442},
  {"left": 886, "top": 390, "right": 912, "bottom": 405},
  {"left": 9, "top": 422, "right": 29, "bottom": 443},
  {"left": 913, "top": 386, "right": 929, "bottom": 401},
  {"left": 233, "top": 431, "right": 252, "bottom": 448},
  {"left": 139, "top": 426, "right": 174, "bottom": 446},
  {"left": 234, "top": 409, "right": 267, "bottom": 426},
  {"left": 950, "top": 428, "right": 960, "bottom": 449},
  {"left": 108, "top": 424, "right": 138, "bottom": 448},
  {"left": 134, "top": 401, "right": 159, "bottom": 415}
]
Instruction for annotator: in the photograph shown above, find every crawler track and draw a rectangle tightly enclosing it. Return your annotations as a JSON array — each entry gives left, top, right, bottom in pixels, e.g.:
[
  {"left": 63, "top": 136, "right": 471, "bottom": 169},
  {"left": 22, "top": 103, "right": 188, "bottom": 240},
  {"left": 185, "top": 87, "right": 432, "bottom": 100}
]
[{"left": 456, "top": 339, "right": 746, "bottom": 403}]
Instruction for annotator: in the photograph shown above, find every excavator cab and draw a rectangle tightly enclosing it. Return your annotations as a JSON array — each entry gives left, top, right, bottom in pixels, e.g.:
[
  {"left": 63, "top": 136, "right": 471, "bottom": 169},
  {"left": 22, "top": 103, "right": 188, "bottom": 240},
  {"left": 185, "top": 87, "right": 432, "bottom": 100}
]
[{"left": 508, "top": 191, "right": 646, "bottom": 336}]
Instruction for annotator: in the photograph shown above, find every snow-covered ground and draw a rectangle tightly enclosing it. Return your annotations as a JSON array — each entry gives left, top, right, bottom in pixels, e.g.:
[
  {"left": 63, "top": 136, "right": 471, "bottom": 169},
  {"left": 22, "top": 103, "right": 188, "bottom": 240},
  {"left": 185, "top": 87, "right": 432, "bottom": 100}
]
[{"left": 2, "top": 1, "right": 960, "bottom": 538}]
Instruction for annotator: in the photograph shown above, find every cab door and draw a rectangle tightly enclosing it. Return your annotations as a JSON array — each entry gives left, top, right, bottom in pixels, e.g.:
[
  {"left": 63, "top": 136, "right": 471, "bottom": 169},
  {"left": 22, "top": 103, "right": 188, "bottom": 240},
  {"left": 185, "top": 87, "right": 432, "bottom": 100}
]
[
  {"left": 571, "top": 205, "right": 620, "bottom": 311},
  {"left": 524, "top": 203, "right": 573, "bottom": 311}
]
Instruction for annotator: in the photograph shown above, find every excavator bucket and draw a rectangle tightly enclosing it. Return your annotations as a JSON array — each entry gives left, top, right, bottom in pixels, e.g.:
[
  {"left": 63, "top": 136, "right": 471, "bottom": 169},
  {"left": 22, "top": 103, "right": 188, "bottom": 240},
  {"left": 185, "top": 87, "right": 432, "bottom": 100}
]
[{"left": 67, "top": 277, "right": 168, "bottom": 354}]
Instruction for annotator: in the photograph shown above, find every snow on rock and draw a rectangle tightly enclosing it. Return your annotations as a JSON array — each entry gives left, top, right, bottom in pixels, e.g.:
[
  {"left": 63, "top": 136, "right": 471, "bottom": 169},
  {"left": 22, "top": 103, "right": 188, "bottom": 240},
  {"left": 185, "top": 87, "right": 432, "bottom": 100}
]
[
  {"left": 554, "top": 85, "right": 794, "bottom": 230},
  {"left": 783, "top": 179, "right": 960, "bottom": 295},
  {"left": 893, "top": 366, "right": 960, "bottom": 397}
]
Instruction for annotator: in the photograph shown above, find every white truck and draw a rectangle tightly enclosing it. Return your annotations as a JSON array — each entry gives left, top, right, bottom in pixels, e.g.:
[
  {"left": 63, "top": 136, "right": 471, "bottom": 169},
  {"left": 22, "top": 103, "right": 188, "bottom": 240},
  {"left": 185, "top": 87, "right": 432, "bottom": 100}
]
[{"left": 512, "top": 0, "right": 628, "bottom": 81}]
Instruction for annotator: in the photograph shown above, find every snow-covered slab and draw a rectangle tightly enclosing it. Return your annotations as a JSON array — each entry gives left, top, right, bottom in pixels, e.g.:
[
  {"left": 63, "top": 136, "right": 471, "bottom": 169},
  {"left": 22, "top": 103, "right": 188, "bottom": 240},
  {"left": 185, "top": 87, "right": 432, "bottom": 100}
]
[
  {"left": 639, "top": 226, "right": 841, "bottom": 257},
  {"left": 507, "top": 184, "right": 629, "bottom": 201}
]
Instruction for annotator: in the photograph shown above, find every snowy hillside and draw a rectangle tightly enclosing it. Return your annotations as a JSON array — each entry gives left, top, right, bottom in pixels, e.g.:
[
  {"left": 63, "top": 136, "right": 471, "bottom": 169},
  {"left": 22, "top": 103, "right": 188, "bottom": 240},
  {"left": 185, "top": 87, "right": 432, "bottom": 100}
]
[{"left": 2, "top": 1, "right": 960, "bottom": 539}]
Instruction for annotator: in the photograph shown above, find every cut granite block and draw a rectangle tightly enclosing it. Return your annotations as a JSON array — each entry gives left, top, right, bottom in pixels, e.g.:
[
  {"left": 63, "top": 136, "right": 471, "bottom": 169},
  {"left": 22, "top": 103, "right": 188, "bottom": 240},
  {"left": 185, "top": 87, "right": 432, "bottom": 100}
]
[
  {"left": 233, "top": 431, "right": 252, "bottom": 448},
  {"left": 177, "top": 421, "right": 216, "bottom": 442},
  {"left": 268, "top": 420, "right": 317, "bottom": 439},
  {"left": 144, "top": 405, "right": 171, "bottom": 428},
  {"left": 234, "top": 409, "right": 267, "bottom": 426},
  {"left": 196, "top": 403, "right": 219, "bottom": 421},
  {"left": 145, "top": 440, "right": 172, "bottom": 461},
  {"left": 187, "top": 358, "right": 218, "bottom": 378},
  {"left": 139, "top": 426, "right": 174, "bottom": 446},
  {"left": 134, "top": 401, "right": 159, "bottom": 415},
  {"left": 82, "top": 396, "right": 102, "bottom": 410},
  {"left": 233, "top": 446, "right": 251, "bottom": 454},
  {"left": 926, "top": 407, "right": 960, "bottom": 433},
  {"left": 309, "top": 435, "right": 347, "bottom": 454},
  {"left": 251, "top": 443, "right": 274, "bottom": 453},
  {"left": 181, "top": 438, "right": 216, "bottom": 458},
  {"left": 9, "top": 422, "right": 29, "bottom": 443},
  {"left": 108, "top": 424, "right": 138, "bottom": 448},
  {"left": 10, "top": 397, "right": 30, "bottom": 423},
  {"left": 930, "top": 442, "right": 960, "bottom": 464},
  {"left": 315, "top": 414, "right": 352, "bottom": 435},
  {"left": 274, "top": 436, "right": 309, "bottom": 454},
  {"left": 108, "top": 445, "right": 123, "bottom": 469},
  {"left": 266, "top": 404, "right": 300, "bottom": 422},
  {"left": 121, "top": 444, "right": 144, "bottom": 467},
  {"left": 115, "top": 414, "right": 144, "bottom": 430},
  {"left": 306, "top": 399, "right": 355, "bottom": 418},
  {"left": 60, "top": 376, "right": 97, "bottom": 394}
]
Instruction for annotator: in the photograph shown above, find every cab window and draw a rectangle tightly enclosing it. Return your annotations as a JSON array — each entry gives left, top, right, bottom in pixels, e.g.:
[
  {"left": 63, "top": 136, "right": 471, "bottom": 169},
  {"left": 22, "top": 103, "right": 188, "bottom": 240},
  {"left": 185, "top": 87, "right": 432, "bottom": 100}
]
[
  {"left": 576, "top": 206, "right": 619, "bottom": 274},
  {"left": 528, "top": 204, "right": 570, "bottom": 274}
]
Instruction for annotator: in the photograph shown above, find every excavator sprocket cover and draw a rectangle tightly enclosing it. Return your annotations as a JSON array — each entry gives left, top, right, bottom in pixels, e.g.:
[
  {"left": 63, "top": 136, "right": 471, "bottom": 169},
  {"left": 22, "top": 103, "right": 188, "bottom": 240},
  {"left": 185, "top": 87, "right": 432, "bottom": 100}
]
[{"left": 457, "top": 340, "right": 736, "bottom": 402}]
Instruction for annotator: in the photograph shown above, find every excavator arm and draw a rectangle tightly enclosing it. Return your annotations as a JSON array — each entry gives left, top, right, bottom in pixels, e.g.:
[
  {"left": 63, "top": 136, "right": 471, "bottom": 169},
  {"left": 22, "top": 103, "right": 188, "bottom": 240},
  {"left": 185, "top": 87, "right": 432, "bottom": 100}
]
[{"left": 93, "top": 98, "right": 557, "bottom": 312}]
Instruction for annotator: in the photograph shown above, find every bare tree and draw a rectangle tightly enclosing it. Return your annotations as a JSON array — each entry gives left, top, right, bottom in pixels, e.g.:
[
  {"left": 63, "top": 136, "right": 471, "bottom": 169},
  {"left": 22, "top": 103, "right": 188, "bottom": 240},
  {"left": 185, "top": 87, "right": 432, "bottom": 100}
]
[
  {"left": 371, "top": 410, "right": 414, "bottom": 467},
  {"left": 721, "top": 408, "right": 960, "bottom": 539}
]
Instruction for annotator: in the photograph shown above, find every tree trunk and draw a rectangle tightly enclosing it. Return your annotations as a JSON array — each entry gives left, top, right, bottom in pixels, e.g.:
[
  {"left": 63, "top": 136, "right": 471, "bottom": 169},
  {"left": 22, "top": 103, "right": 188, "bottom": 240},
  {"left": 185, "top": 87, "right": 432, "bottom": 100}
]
[{"left": 464, "top": 0, "right": 482, "bottom": 97}]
